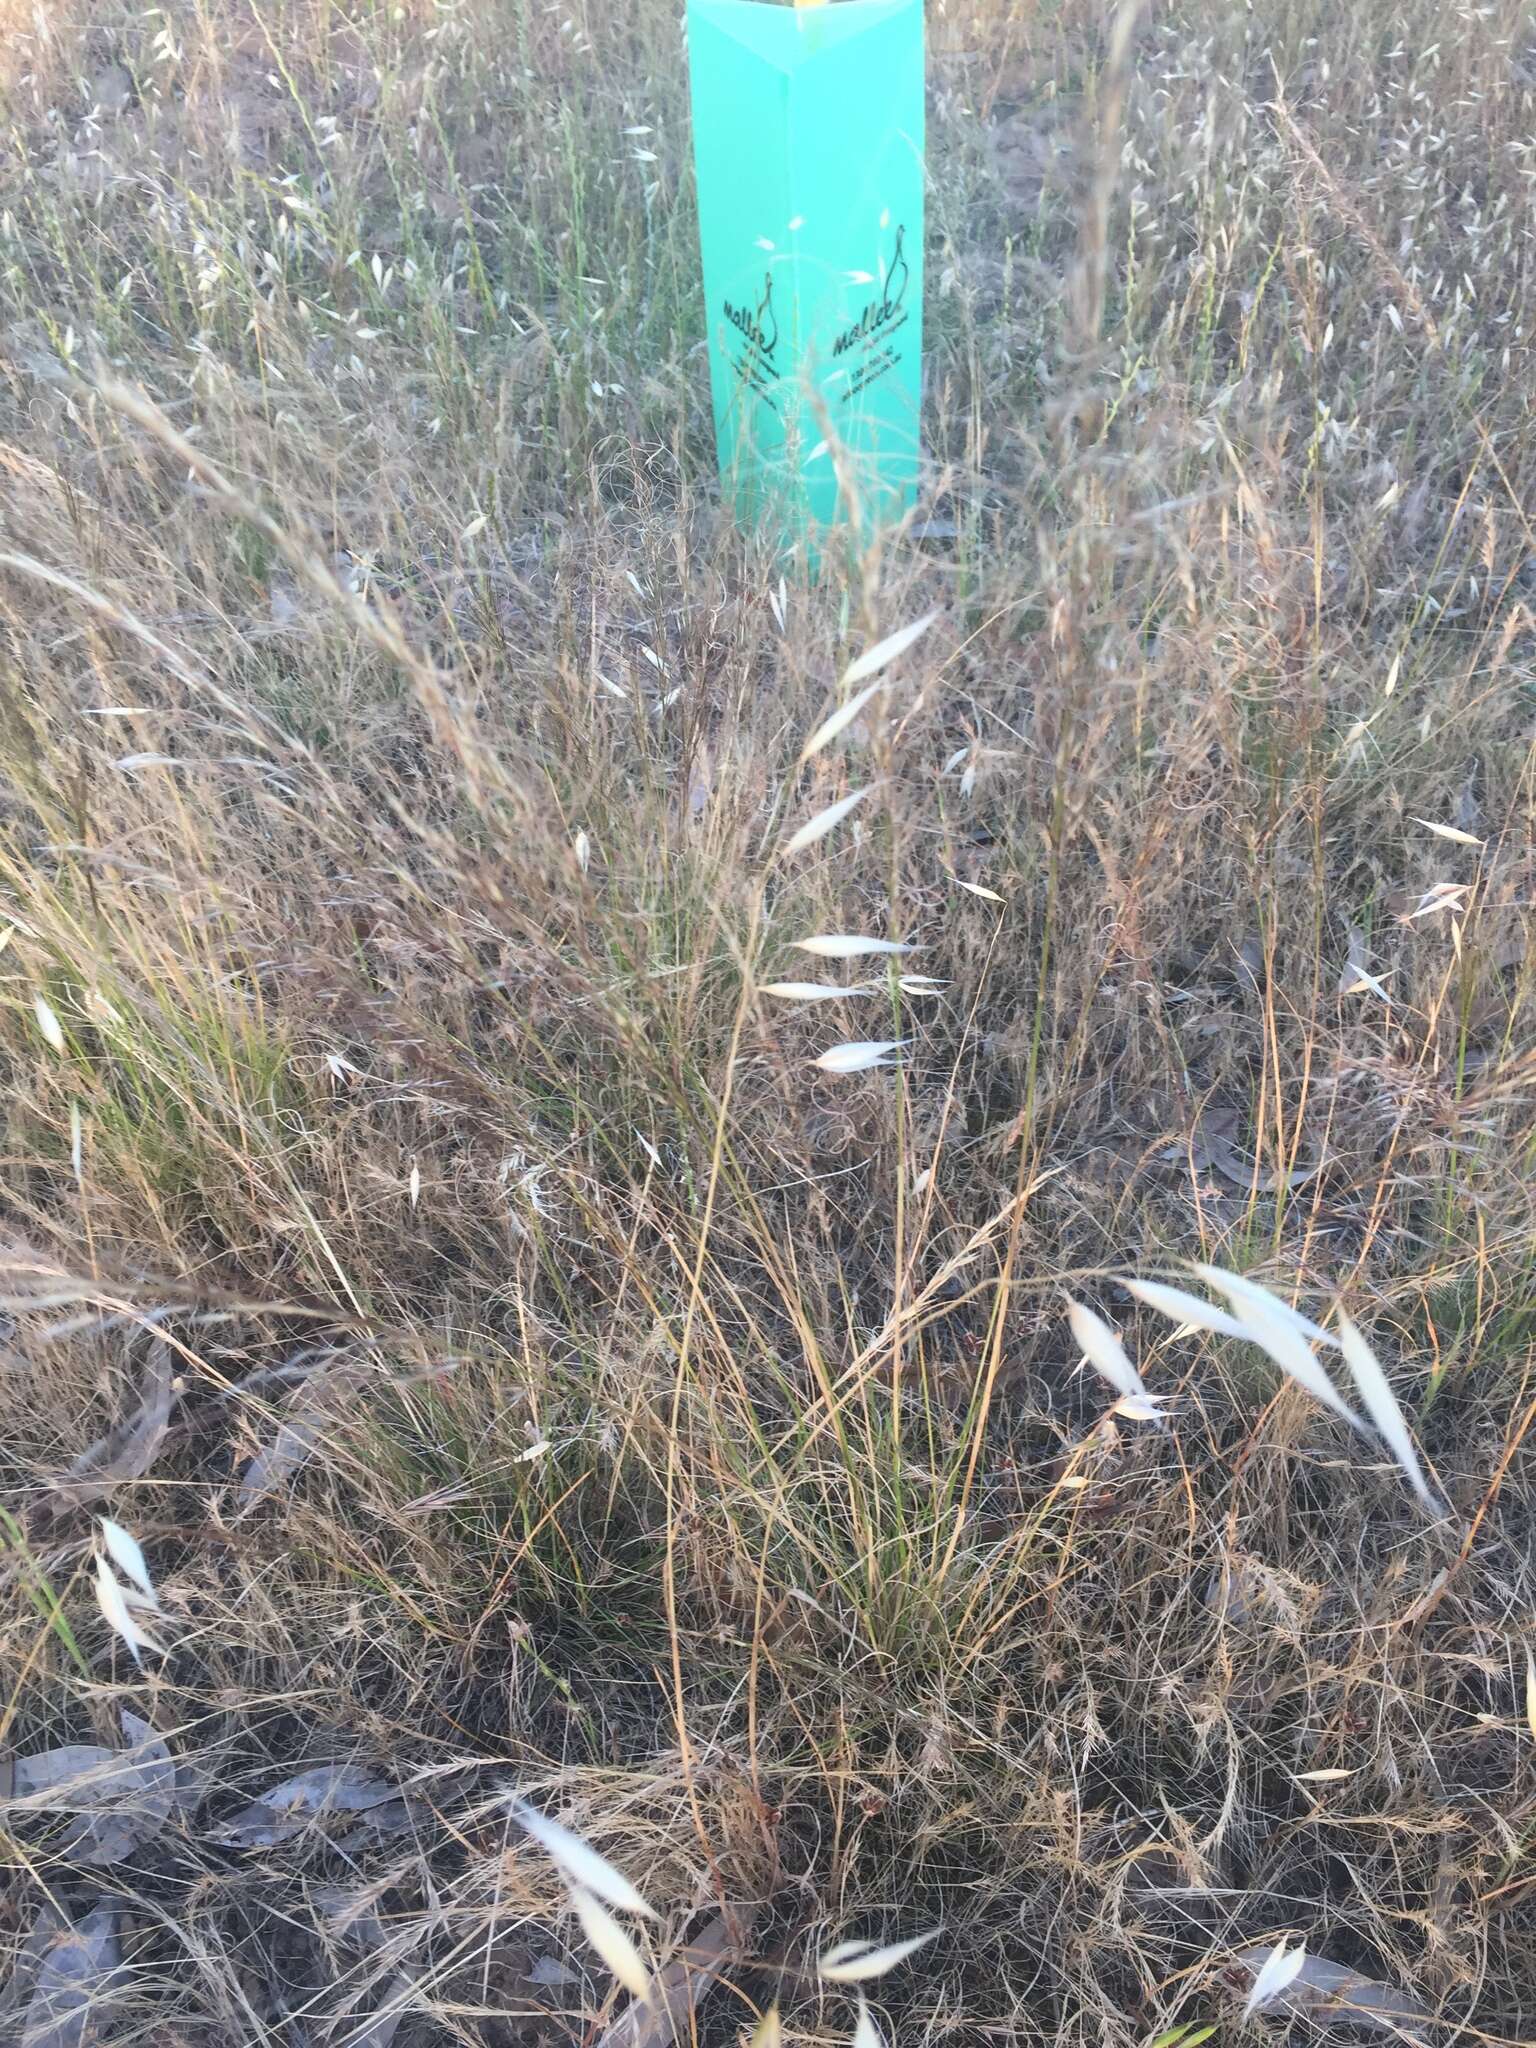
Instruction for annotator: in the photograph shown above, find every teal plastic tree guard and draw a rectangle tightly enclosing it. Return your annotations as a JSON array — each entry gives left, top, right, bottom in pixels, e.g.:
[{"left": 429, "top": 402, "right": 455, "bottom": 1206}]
[{"left": 686, "top": 0, "right": 925, "bottom": 548}]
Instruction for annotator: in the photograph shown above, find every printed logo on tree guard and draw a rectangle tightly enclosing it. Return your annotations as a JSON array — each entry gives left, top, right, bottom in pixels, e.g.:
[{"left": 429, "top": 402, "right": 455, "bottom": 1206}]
[
  {"left": 832, "top": 223, "right": 910, "bottom": 359},
  {"left": 723, "top": 269, "right": 779, "bottom": 364}
]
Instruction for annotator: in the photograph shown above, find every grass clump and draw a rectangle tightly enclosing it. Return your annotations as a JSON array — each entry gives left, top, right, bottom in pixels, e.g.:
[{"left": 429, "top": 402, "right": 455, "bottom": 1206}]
[{"left": 1, "top": 0, "right": 1534, "bottom": 2044}]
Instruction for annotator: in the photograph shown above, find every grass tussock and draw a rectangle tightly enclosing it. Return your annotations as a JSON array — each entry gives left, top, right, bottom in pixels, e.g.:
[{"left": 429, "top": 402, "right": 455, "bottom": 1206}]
[{"left": 1, "top": 0, "right": 1535, "bottom": 2042}]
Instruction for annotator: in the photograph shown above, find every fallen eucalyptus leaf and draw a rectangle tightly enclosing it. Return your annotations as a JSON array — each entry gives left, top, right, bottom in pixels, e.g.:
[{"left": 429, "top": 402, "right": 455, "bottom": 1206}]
[
  {"left": 22, "top": 1906, "right": 123, "bottom": 2048},
  {"left": 333, "top": 1796, "right": 435, "bottom": 1851},
  {"left": 526, "top": 1955, "right": 581, "bottom": 1988},
  {"left": 236, "top": 1354, "right": 367, "bottom": 1510},
  {"left": 1171, "top": 1107, "right": 1316, "bottom": 1193},
  {"left": 10, "top": 1746, "right": 117, "bottom": 1799},
  {"left": 1231, "top": 934, "right": 1265, "bottom": 996},
  {"left": 237, "top": 1414, "right": 320, "bottom": 1505},
  {"left": 313, "top": 1884, "right": 390, "bottom": 1953},
  {"left": 51, "top": 1342, "right": 175, "bottom": 1512},
  {"left": 330, "top": 1974, "right": 411, "bottom": 2048},
  {"left": 62, "top": 1713, "right": 174, "bottom": 1866},
  {"left": 214, "top": 1764, "right": 401, "bottom": 1847},
  {"left": 0, "top": 1911, "right": 62, "bottom": 2022}
]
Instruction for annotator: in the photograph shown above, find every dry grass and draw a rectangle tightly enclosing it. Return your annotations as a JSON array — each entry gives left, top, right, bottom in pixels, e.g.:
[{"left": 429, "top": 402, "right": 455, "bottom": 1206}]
[{"left": 1, "top": 0, "right": 1534, "bottom": 2042}]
